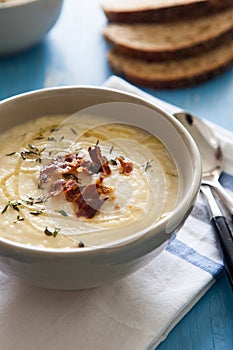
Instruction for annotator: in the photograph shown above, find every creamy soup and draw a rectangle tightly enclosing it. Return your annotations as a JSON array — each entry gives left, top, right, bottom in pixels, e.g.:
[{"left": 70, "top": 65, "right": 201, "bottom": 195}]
[{"left": 0, "top": 114, "right": 179, "bottom": 249}]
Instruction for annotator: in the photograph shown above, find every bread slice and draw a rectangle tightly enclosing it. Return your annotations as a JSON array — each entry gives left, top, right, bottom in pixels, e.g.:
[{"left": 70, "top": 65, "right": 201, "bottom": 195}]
[
  {"left": 108, "top": 39, "right": 233, "bottom": 89},
  {"left": 101, "top": 0, "right": 233, "bottom": 22},
  {"left": 104, "top": 8, "right": 233, "bottom": 60}
]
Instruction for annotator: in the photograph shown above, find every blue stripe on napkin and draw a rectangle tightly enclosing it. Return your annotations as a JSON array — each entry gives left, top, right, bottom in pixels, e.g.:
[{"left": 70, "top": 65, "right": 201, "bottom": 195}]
[
  {"left": 220, "top": 172, "right": 233, "bottom": 192},
  {"left": 166, "top": 239, "right": 223, "bottom": 278}
]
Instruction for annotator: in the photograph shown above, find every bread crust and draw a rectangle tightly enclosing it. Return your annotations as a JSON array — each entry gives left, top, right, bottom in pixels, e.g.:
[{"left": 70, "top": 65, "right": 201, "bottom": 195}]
[
  {"left": 106, "top": 32, "right": 233, "bottom": 61},
  {"left": 104, "top": 21, "right": 233, "bottom": 61},
  {"left": 102, "top": 0, "right": 233, "bottom": 22},
  {"left": 108, "top": 43, "right": 233, "bottom": 89},
  {"left": 119, "top": 61, "right": 233, "bottom": 88}
]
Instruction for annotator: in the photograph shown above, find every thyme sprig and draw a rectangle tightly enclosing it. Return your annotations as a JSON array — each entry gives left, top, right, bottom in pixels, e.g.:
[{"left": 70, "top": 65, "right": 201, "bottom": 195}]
[
  {"left": 71, "top": 128, "right": 77, "bottom": 135},
  {"left": 23, "top": 195, "right": 49, "bottom": 206},
  {"left": 144, "top": 160, "right": 153, "bottom": 172},
  {"left": 34, "top": 195, "right": 50, "bottom": 204},
  {"left": 20, "top": 144, "right": 45, "bottom": 162},
  {"left": 5, "top": 152, "right": 16, "bottom": 156},
  {"left": 1, "top": 200, "right": 22, "bottom": 214},
  {"left": 29, "top": 210, "right": 43, "bottom": 216},
  {"left": 14, "top": 215, "right": 25, "bottom": 223}
]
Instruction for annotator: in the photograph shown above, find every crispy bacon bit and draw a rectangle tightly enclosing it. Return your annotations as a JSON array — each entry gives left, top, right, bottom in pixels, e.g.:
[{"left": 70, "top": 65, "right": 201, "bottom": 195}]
[
  {"left": 96, "top": 176, "right": 113, "bottom": 195},
  {"left": 75, "top": 177, "right": 112, "bottom": 218},
  {"left": 63, "top": 153, "right": 90, "bottom": 170},
  {"left": 88, "top": 145, "right": 111, "bottom": 176},
  {"left": 76, "top": 184, "right": 108, "bottom": 219},
  {"left": 63, "top": 180, "right": 81, "bottom": 202},
  {"left": 61, "top": 154, "right": 92, "bottom": 177},
  {"left": 39, "top": 142, "right": 135, "bottom": 220},
  {"left": 64, "top": 154, "right": 77, "bottom": 163},
  {"left": 117, "top": 157, "right": 133, "bottom": 176}
]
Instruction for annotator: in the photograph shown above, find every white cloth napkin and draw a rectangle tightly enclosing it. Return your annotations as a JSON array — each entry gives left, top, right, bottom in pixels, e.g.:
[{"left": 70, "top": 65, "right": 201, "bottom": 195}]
[{"left": 1, "top": 77, "right": 233, "bottom": 350}]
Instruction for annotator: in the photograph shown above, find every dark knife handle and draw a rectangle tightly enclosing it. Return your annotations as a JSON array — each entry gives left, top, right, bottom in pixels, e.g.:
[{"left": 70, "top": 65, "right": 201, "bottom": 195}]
[{"left": 211, "top": 216, "right": 233, "bottom": 289}]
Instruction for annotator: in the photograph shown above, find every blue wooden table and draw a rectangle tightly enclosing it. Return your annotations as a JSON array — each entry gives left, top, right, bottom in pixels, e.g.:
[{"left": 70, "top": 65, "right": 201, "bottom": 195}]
[{"left": 0, "top": 0, "right": 233, "bottom": 349}]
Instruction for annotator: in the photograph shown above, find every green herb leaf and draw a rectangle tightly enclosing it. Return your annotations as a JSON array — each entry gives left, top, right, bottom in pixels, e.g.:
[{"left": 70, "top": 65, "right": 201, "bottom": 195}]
[
  {"left": 55, "top": 210, "right": 68, "bottom": 217},
  {"left": 5, "top": 152, "right": 16, "bottom": 156},
  {"left": 20, "top": 145, "right": 45, "bottom": 162},
  {"left": 110, "top": 159, "right": 117, "bottom": 166},
  {"left": 50, "top": 127, "right": 59, "bottom": 133},
  {"left": 78, "top": 241, "right": 85, "bottom": 248},
  {"left": 71, "top": 128, "right": 77, "bottom": 135},
  {"left": 34, "top": 135, "right": 44, "bottom": 140},
  {"left": 20, "top": 152, "right": 26, "bottom": 160},
  {"left": 24, "top": 197, "right": 34, "bottom": 206},
  {"left": 44, "top": 227, "right": 60, "bottom": 237},
  {"left": 15, "top": 215, "right": 25, "bottom": 222},
  {"left": 144, "top": 160, "right": 153, "bottom": 172},
  {"left": 28, "top": 144, "right": 38, "bottom": 151},
  {"left": 34, "top": 196, "right": 49, "bottom": 204},
  {"left": 47, "top": 137, "right": 56, "bottom": 142},
  {"left": 1, "top": 200, "right": 22, "bottom": 214},
  {"left": 29, "top": 210, "right": 42, "bottom": 216},
  {"left": 1, "top": 204, "right": 9, "bottom": 214},
  {"left": 10, "top": 201, "right": 22, "bottom": 211},
  {"left": 38, "top": 182, "right": 44, "bottom": 190}
]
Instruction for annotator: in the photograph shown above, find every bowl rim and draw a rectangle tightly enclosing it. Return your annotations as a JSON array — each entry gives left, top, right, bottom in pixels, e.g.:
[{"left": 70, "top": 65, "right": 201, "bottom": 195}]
[{"left": 0, "top": 85, "right": 202, "bottom": 255}]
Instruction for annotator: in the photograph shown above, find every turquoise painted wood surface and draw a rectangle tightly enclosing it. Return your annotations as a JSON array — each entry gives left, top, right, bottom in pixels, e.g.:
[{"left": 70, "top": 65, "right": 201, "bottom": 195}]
[{"left": 0, "top": 0, "right": 233, "bottom": 349}]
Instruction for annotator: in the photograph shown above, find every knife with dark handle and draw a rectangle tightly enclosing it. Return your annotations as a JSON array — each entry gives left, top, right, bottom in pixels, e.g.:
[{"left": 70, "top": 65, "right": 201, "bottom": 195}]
[{"left": 201, "top": 185, "right": 233, "bottom": 290}]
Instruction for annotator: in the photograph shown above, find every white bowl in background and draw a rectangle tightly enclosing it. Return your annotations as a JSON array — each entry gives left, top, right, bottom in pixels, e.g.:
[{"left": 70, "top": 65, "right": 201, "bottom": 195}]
[
  {"left": 0, "top": 0, "right": 64, "bottom": 55},
  {"left": 0, "top": 86, "right": 202, "bottom": 289}
]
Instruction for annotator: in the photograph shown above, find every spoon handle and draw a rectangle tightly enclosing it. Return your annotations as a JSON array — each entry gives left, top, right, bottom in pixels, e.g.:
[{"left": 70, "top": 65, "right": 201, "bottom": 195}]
[
  {"left": 203, "top": 180, "right": 233, "bottom": 219},
  {"left": 201, "top": 185, "right": 233, "bottom": 290}
]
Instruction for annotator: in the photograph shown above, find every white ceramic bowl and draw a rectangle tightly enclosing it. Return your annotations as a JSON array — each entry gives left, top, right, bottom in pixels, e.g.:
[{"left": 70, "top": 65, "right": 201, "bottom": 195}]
[
  {"left": 0, "top": 0, "right": 64, "bottom": 55},
  {"left": 0, "top": 86, "right": 202, "bottom": 289}
]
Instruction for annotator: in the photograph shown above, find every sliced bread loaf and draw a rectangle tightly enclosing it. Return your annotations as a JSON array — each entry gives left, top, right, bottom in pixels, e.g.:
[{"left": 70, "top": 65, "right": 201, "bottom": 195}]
[
  {"left": 104, "top": 8, "right": 233, "bottom": 60},
  {"left": 101, "top": 0, "right": 233, "bottom": 22},
  {"left": 108, "top": 39, "right": 233, "bottom": 89}
]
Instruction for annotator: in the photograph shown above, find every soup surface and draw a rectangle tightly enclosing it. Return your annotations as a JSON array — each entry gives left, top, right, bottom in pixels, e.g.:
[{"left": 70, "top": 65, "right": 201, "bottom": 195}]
[{"left": 0, "top": 114, "right": 179, "bottom": 249}]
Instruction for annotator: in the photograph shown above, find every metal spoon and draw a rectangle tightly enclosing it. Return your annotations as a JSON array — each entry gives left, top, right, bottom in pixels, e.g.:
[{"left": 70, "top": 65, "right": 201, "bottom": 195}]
[{"left": 174, "top": 112, "right": 233, "bottom": 220}]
